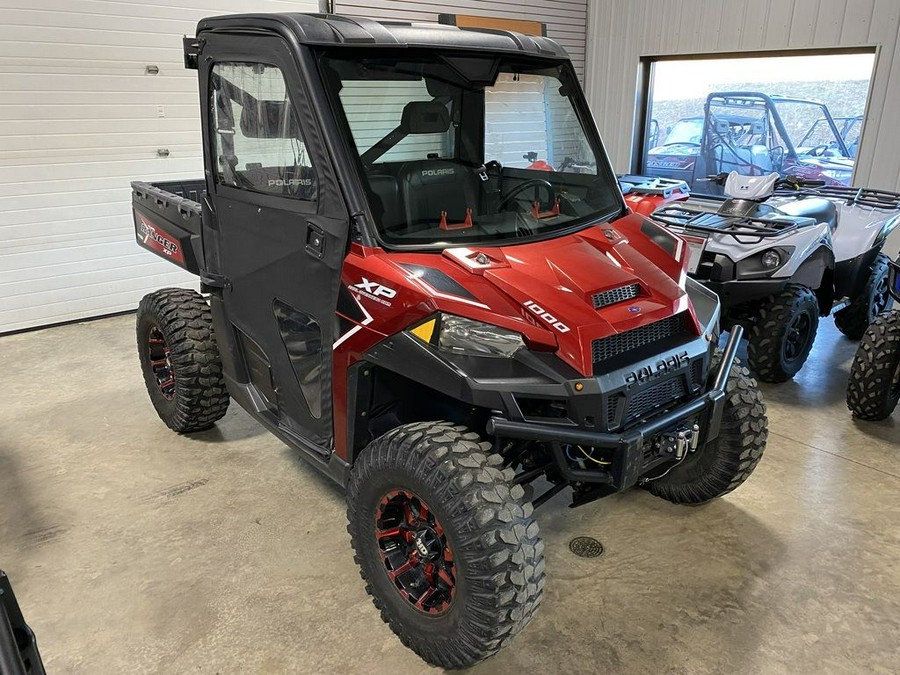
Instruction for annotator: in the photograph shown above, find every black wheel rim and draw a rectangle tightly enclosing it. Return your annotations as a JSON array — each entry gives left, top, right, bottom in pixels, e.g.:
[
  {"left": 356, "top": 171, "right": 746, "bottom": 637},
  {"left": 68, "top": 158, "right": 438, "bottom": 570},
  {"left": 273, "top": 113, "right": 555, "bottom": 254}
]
[
  {"left": 374, "top": 489, "right": 456, "bottom": 616},
  {"left": 147, "top": 326, "right": 176, "bottom": 400},
  {"left": 783, "top": 312, "right": 813, "bottom": 362}
]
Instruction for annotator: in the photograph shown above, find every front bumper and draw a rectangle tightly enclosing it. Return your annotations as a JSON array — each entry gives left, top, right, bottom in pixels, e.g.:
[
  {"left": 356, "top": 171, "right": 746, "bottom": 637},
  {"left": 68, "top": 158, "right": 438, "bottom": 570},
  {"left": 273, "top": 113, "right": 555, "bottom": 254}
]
[
  {"left": 704, "top": 278, "right": 789, "bottom": 307},
  {"left": 486, "top": 327, "right": 743, "bottom": 491}
]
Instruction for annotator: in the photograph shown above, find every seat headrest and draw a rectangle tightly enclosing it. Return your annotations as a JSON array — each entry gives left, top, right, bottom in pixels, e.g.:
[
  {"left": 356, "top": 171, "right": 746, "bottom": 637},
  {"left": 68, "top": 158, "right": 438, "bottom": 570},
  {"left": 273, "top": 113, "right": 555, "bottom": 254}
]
[
  {"left": 715, "top": 119, "right": 732, "bottom": 135},
  {"left": 240, "top": 100, "right": 299, "bottom": 139},
  {"left": 401, "top": 101, "right": 451, "bottom": 134}
]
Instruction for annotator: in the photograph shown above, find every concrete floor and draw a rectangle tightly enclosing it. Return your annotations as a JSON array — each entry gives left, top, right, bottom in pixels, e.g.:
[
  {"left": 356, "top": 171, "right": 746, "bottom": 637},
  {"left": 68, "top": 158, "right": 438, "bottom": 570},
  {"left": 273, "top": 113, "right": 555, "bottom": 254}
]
[{"left": 1, "top": 314, "right": 898, "bottom": 675}]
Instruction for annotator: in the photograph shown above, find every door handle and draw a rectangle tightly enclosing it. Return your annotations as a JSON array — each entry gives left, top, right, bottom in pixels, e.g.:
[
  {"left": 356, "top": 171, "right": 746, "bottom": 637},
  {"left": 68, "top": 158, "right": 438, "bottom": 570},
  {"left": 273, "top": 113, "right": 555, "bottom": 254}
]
[{"left": 306, "top": 223, "right": 326, "bottom": 258}]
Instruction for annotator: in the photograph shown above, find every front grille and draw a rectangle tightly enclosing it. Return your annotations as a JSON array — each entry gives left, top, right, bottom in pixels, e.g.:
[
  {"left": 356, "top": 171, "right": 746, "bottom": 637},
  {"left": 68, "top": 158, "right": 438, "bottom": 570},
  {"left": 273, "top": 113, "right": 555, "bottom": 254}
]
[
  {"left": 624, "top": 377, "right": 688, "bottom": 425},
  {"left": 692, "top": 358, "right": 706, "bottom": 388},
  {"left": 592, "top": 283, "right": 640, "bottom": 310},
  {"left": 603, "top": 354, "right": 705, "bottom": 431},
  {"left": 592, "top": 312, "right": 688, "bottom": 365}
]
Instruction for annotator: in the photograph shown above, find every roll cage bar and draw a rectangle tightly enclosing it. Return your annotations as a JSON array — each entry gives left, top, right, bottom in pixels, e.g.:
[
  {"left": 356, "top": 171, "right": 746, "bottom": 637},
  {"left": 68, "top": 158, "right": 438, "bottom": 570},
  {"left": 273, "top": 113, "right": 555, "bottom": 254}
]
[{"left": 703, "top": 91, "right": 851, "bottom": 160}]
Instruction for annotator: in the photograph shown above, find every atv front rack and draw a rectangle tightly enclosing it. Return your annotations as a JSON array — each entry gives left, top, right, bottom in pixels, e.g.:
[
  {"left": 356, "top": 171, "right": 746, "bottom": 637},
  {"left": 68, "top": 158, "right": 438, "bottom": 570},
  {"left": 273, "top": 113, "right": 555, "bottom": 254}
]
[
  {"left": 618, "top": 174, "right": 690, "bottom": 198},
  {"left": 650, "top": 204, "right": 814, "bottom": 238},
  {"left": 774, "top": 185, "right": 900, "bottom": 211}
]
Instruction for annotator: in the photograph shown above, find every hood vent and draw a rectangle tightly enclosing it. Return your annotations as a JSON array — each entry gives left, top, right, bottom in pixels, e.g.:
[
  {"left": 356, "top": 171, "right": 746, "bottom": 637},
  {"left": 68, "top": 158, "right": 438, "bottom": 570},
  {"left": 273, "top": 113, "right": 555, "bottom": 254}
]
[{"left": 592, "top": 283, "right": 640, "bottom": 310}]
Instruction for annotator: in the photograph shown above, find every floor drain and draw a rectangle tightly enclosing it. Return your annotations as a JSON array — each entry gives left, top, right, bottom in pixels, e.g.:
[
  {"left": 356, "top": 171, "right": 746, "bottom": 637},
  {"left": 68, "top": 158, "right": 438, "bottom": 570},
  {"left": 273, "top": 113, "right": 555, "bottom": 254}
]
[{"left": 569, "top": 536, "right": 603, "bottom": 558}]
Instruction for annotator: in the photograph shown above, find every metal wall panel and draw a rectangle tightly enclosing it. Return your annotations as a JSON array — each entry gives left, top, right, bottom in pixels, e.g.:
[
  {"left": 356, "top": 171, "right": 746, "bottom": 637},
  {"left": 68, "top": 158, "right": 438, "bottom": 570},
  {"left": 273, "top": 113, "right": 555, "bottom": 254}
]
[
  {"left": 0, "top": 0, "right": 320, "bottom": 332},
  {"left": 584, "top": 0, "right": 900, "bottom": 252},
  {"left": 584, "top": 0, "right": 900, "bottom": 187},
  {"left": 333, "top": 0, "right": 589, "bottom": 80}
]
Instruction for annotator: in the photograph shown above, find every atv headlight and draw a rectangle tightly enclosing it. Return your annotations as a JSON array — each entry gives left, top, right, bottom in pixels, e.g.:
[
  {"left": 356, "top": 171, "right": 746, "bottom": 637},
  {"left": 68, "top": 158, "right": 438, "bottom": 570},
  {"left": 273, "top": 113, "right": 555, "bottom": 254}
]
[
  {"left": 761, "top": 249, "right": 782, "bottom": 269},
  {"left": 409, "top": 315, "right": 524, "bottom": 358}
]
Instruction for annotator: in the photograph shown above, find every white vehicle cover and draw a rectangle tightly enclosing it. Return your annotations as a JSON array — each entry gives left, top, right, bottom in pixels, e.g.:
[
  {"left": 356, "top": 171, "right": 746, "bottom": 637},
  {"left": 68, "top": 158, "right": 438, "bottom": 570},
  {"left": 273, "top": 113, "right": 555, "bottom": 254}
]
[{"left": 724, "top": 172, "right": 778, "bottom": 199}]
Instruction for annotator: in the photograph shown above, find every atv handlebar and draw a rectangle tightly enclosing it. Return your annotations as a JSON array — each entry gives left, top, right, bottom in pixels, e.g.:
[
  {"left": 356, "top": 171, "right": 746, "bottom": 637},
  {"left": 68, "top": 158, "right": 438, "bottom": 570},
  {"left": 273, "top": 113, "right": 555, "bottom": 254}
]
[{"left": 776, "top": 175, "right": 827, "bottom": 190}]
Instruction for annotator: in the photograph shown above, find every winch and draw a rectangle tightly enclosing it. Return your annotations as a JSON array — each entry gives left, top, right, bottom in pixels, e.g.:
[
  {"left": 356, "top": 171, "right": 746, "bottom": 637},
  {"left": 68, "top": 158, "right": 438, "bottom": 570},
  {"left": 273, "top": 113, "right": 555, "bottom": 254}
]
[{"left": 655, "top": 422, "right": 701, "bottom": 460}]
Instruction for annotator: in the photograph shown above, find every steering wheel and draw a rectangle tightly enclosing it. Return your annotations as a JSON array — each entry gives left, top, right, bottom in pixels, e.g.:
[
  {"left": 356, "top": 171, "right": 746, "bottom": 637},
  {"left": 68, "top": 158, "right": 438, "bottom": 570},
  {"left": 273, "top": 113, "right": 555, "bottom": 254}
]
[
  {"left": 808, "top": 144, "right": 831, "bottom": 157},
  {"left": 497, "top": 179, "right": 555, "bottom": 213}
]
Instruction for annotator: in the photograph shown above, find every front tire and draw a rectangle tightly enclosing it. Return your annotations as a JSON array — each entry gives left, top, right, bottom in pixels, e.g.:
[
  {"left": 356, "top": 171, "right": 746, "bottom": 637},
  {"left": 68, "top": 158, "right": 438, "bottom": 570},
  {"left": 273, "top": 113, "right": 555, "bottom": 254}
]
[
  {"left": 136, "top": 288, "right": 229, "bottom": 433},
  {"left": 346, "top": 422, "right": 544, "bottom": 669},
  {"left": 644, "top": 361, "right": 768, "bottom": 504},
  {"left": 846, "top": 310, "right": 900, "bottom": 420},
  {"left": 834, "top": 253, "right": 894, "bottom": 340},
  {"left": 747, "top": 284, "right": 820, "bottom": 382}
]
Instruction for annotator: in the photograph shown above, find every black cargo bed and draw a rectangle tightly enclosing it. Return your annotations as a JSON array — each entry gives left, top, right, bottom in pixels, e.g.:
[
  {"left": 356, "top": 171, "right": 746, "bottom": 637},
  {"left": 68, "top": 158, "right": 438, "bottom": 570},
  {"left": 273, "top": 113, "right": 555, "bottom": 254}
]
[{"left": 131, "top": 179, "right": 206, "bottom": 275}]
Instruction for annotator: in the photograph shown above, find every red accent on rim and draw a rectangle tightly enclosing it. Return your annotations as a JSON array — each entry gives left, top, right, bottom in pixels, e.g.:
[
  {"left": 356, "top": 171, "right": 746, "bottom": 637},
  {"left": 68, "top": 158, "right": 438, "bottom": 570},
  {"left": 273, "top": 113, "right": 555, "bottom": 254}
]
[
  {"left": 374, "top": 488, "right": 456, "bottom": 615},
  {"left": 147, "top": 326, "right": 176, "bottom": 400}
]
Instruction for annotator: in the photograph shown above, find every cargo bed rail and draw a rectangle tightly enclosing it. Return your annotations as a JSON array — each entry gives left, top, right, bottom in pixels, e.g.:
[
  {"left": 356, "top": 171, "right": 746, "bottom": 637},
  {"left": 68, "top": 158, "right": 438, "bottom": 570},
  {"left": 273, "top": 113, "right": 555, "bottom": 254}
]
[{"left": 131, "top": 179, "right": 205, "bottom": 275}]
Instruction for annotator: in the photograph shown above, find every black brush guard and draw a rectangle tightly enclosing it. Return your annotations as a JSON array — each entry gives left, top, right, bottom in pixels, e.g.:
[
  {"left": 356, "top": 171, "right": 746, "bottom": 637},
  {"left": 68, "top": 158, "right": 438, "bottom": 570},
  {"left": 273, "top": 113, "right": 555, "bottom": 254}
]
[{"left": 487, "top": 327, "right": 743, "bottom": 492}]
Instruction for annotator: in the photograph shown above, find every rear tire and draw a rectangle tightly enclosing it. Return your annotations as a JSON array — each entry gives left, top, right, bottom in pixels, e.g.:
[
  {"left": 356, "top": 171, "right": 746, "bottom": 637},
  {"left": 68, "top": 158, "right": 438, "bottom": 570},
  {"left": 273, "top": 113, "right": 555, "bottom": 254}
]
[
  {"left": 346, "top": 422, "right": 544, "bottom": 669},
  {"left": 846, "top": 310, "right": 900, "bottom": 421},
  {"left": 644, "top": 361, "right": 767, "bottom": 504},
  {"left": 834, "top": 253, "right": 893, "bottom": 340},
  {"left": 136, "top": 288, "right": 229, "bottom": 433},
  {"left": 747, "top": 284, "right": 819, "bottom": 382}
]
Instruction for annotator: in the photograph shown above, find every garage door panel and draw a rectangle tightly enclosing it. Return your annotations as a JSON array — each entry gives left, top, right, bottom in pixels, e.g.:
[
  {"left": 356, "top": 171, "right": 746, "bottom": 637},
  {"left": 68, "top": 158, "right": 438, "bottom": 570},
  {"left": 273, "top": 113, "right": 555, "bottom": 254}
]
[
  {"left": 3, "top": 237, "right": 173, "bottom": 270},
  {"left": 0, "top": 260, "right": 185, "bottom": 300},
  {"left": 0, "top": 104, "right": 198, "bottom": 122},
  {"left": 2, "top": 90, "right": 199, "bottom": 107},
  {"left": 0, "top": 187, "right": 128, "bottom": 212},
  {"left": 0, "top": 252, "right": 158, "bottom": 285},
  {"left": 0, "top": 158, "right": 201, "bottom": 184},
  {"left": 2, "top": 201, "right": 131, "bottom": 229},
  {"left": 0, "top": 269, "right": 197, "bottom": 333},
  {"left": 0, "top": 26, "right": 196, "bottom": 50},
  {"left": 0, "top": 42, "right": 184, "bottom": 64},
  {"left": 0, "top": 0, "right": 322, "bottom": 332},
  {"left": 0, "top": 128, "right": 199, "bottom": 151},
  {"left": 0, "top": 168, "right": 200, "bottom": 199},
  {"left": 5, "top": 9, "right": 205, "bottom": 35},
  {"left": 2, "top": 146, "right": 203, "bottom": 167},
  {"left": 0, "top": 73, "right": 196, "bottom": 94}
]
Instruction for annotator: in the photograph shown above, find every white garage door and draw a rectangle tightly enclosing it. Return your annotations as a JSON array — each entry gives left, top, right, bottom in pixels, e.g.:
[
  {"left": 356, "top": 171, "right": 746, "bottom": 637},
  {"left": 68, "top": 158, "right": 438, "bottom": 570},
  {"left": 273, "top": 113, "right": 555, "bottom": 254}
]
[{"left": 0, "top": 0, "right": 319, "bottom": 333}]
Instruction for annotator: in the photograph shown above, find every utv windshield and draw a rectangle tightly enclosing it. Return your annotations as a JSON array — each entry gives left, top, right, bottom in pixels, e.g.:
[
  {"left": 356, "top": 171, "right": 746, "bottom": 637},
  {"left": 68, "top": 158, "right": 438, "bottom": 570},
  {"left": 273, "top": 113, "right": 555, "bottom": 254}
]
[
  {"left": 661, "top": 118, "right": 703, "bottom": 146},
  {"left": 319, "top": 51, "right": 622, "bottom": 247}
]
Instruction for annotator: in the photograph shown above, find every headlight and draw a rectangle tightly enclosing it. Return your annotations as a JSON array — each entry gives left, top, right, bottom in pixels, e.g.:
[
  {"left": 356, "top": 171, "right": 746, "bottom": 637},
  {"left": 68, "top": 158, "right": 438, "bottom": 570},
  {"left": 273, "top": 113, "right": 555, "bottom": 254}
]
[
  {"left": 761, "top": 249, "right": 782, "bottom": 269},
  {"left": 439, "top": 315, "right": 524, "bottom": 357},
  {"left": 408, "top": 315, "right": 525, "bottom": 358}
]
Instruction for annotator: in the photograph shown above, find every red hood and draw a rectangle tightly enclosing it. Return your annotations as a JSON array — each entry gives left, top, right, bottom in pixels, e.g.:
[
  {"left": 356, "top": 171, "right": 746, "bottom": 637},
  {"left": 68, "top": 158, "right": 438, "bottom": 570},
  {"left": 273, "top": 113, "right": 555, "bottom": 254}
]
[{"left": 434, "top": 215, "right": 696, "bottom": 375}]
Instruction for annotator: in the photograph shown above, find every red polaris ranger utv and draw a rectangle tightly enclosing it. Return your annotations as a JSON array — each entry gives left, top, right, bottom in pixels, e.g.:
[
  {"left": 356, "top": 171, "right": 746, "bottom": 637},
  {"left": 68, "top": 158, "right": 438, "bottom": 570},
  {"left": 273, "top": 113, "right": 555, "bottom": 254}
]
[{"left": 131, "top": 14, "right": 768, "bottom": 668}]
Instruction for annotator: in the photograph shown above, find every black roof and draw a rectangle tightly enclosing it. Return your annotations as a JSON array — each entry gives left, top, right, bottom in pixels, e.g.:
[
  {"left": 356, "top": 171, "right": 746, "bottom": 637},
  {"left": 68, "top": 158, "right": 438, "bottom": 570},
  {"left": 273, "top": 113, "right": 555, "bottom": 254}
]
[{"left": 195, "top": 13, "right": 568, "bottom": 60}]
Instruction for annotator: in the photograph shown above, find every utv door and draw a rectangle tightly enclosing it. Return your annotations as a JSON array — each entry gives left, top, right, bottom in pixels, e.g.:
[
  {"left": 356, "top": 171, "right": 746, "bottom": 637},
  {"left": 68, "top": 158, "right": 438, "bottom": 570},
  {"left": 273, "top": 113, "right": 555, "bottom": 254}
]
[{"left": 199, "top": 34, "right": 349, "bottom": 451}]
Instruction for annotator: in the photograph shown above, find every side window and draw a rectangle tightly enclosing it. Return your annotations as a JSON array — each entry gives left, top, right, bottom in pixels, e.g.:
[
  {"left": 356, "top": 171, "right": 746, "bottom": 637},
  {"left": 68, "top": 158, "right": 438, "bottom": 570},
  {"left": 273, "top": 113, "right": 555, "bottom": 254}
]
[{"left": 211, "top": 62, "right": 316, "bottom": 199}]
